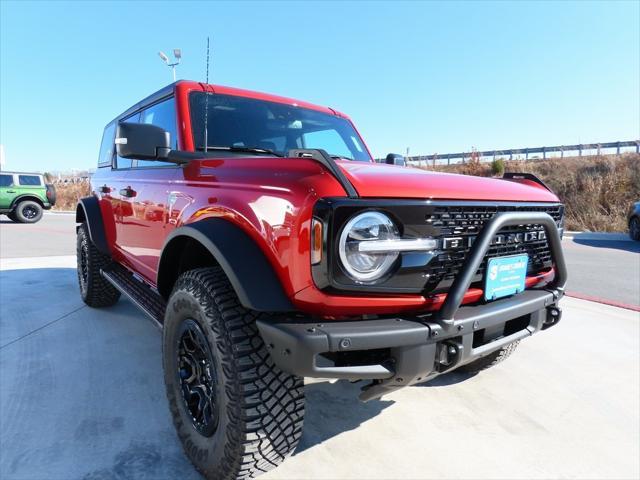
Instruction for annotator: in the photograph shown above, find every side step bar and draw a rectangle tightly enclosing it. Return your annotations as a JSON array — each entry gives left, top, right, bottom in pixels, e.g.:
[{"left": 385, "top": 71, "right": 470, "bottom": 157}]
[{"left": 101, "top": 264, "right": 166, "bottom": 329}]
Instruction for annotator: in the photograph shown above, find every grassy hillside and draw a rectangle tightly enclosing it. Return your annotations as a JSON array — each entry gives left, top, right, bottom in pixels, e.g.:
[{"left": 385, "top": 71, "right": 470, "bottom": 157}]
[{"left": 418, "top": 153, "right": 640, "bottom": 232}]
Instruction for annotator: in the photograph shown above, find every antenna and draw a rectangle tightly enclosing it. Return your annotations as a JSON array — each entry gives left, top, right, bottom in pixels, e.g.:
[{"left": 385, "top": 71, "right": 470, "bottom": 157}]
[{"left": 203, "top": 37, "right": 210, "bottom": 152}]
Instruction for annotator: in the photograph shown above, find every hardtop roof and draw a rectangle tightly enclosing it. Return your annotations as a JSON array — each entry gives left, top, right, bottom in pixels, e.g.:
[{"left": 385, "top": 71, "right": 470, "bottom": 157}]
[{"left": 111, "top": 80, "right": 347, "bottom": 126}]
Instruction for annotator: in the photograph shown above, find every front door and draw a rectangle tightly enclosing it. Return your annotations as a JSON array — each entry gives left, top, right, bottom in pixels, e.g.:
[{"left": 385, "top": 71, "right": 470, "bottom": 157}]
[
  {"left": 0, "top": 173, "right": 15, "bottom": 210},
  {"left": 115, "top": 96, "right": 180, "bottom": 285}
]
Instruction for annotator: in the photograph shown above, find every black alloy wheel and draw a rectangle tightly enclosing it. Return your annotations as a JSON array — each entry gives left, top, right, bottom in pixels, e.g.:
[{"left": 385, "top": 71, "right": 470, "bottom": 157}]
[
  {"left": 176, "top": 319, "right": 219, "bottom": 437},
  {"left": 22, "top": 204, "right": 39, "bottom": 220}
]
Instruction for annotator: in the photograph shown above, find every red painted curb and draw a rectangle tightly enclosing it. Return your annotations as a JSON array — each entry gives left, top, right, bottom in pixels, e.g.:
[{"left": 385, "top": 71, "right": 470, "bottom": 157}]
[{"left": 566, "top": 291, "right": 640, "bottom": 312}]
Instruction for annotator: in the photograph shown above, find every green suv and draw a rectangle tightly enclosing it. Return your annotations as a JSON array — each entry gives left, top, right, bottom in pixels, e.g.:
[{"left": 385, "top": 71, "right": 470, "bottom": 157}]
[{"left": 0, "top": 171, "right": 56, "bottom": 223}]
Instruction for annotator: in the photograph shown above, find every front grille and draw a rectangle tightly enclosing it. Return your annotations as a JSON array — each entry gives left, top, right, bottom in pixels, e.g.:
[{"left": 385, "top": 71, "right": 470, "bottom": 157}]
[{"left": 424, "top": 204, "right": 564, "bottom": 293}]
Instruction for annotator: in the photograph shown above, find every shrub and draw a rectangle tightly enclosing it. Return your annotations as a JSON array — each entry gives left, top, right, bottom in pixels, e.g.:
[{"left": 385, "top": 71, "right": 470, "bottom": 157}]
[
  {"left": 418, "top": 153, "right": 639, "bottom": 232},
  {"left": 491, "top": 158, "right": 505, "bottom": 176}
]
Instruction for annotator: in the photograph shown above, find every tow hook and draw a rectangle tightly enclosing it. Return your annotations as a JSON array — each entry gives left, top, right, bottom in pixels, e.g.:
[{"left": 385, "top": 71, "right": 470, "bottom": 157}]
[
  {"left": 543, "top": 305, "right": 562, "bottom": 329},
  {"left": 436, "top": 340, "right": 463, "bottom": 372}
]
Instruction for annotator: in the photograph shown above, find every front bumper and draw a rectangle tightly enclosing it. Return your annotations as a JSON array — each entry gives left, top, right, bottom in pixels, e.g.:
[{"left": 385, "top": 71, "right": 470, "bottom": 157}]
[{"left": 257, "top": 211, "right": 568, "bottom": 401}]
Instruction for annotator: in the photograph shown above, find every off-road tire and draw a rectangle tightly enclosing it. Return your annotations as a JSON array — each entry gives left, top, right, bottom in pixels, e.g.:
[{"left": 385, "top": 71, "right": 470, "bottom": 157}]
[
  {"left": 629, "top": 217, "right": 640, "bottom": 241},
  {"left": 458, "top": 340, "right": 520, "bottom": 373},
  {"left": 163, "top": 267, "right": 305, "bottom": 480},
  {"left": 76, "top": 223, "right": 120, "bottom": 307},
  {"left": 13, "top": 200, "right": 43, "bottom": 223}
]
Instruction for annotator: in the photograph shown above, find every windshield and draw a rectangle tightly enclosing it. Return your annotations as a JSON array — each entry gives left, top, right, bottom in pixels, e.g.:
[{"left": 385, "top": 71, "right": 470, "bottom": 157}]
[{"left": 189, "top": 92, "right": 371, "bottom": 161}]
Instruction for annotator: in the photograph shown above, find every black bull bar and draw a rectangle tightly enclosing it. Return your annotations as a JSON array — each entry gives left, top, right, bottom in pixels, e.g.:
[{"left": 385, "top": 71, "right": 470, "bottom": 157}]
[{"left": 257, "top": 212, "right": 568, "bottom": 401}]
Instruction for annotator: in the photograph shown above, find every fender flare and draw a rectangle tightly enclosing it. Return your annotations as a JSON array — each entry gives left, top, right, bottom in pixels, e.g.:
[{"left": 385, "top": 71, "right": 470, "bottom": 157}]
[
  {"left": 75, "top": 196, "right": 110, "bottom": 255},
  {"left": 10, "top": 194, "right": 46, "bottom": 209},
  {"left": 157, "top": 218, "right": 294, "bottom": 312}
]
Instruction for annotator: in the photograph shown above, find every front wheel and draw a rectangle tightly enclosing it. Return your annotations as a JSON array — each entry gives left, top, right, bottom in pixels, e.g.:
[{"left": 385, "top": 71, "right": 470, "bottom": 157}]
[
  {"left": 163, "top": 267, "right": 305, "bottom": 480},
  {"left": 630, "top": 217, "right": 640, "bottom": 241}
]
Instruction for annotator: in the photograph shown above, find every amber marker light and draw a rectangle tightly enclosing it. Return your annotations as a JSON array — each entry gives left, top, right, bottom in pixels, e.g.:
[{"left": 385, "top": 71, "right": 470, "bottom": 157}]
[{"left": 311, "top": 218, "right": 323, "bottom": 265}]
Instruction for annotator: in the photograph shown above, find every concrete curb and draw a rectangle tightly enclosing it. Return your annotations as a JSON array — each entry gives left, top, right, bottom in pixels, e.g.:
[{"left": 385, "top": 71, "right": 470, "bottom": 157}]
[{"left": 566, "top": 291, "right": 640, "bottom": 313}]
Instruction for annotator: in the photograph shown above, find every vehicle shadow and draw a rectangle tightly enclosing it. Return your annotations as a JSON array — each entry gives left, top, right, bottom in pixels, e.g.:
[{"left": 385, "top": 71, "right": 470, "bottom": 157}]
[
  {"left": 413, "top": 370, "right": 478, "bottom": 387},
  {"left": 295, "top": 380, "right": 394, "bottom": 454}
]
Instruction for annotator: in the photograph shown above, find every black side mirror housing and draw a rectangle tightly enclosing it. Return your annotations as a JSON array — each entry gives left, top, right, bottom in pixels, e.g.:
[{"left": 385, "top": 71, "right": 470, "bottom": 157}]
[
  {"left": 115, "top": 123, "right": 171, "bottom": 160},
  {"left": 385, "top": 153, "right": 406, "bottom": 166}
]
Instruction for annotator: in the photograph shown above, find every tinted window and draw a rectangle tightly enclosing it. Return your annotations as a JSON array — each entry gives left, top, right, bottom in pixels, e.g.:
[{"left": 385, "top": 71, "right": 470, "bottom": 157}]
[
  {"left": 136, "top": 97, "right": 177, "bottom": 168},
  {"left": 18, "top": 175, "right": 41, "bottom": 186},
  {"left": 0, "top": 174, "right": 12, "bottom": 187},
  {"left": 98, "top": 122, "right": 116, "bottom": 168},
  {"left": 189, "top": 92, "right": 371, "bottom": 161},
  {"left": 115, "top": 113, "right": 139, "bottom": 169}
]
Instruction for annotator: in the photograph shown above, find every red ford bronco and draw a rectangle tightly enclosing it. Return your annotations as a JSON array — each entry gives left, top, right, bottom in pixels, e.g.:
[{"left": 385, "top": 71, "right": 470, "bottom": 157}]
[{"left": 76, "top": 80, "right": 567, "bottom": 479}]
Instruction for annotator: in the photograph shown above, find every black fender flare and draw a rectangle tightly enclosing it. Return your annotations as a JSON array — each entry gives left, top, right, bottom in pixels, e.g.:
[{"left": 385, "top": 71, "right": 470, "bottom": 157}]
[
  {"left": 75, "top": 196, "right": 110, "bottom": 255},
  {"left": 157, "top": 218, "right": 294, "bottom": 312}
]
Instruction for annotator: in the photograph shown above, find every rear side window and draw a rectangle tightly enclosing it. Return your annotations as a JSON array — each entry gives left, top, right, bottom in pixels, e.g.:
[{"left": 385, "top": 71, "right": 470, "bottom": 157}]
[
  {"left": 98, "top": 122, "right": 116, "bottom": 168},
  {"left": 18, "top": 175, "right": 42, "bottom": 186},
  {"left": 0, "top": 174, "right": 13, "bottom": 187}
]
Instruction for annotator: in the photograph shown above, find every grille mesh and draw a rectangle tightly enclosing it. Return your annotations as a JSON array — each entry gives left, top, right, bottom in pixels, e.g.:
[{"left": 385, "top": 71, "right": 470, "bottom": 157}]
[{"left": 424, "top": 204, "right": 563, "bottom": 292}]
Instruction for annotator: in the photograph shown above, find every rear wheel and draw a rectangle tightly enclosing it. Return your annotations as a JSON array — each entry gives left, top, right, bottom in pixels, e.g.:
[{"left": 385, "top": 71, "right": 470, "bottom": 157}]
[
  {"left": 457, "top": 341, "right": 520, "bottom": 373},
  {"left": 76, "top": 223, "right": 120, "bottom": 307},
  {"left": 14, "top": 200, "right": 43, "bottom": 223},
  {"left": 630, "top": 217, "right": 640, "bottom": 241},
  {"left": 163, "top": 267, "right": 305, "bottom": 480}
]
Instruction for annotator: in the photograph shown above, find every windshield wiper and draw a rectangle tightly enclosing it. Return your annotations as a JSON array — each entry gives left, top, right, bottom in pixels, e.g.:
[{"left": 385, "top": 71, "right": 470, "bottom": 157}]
[
  {"left": 199, "top": 145, "right": 284, "bottom": 157},
  {"left": 330, "top": 154, "right": 354, "bottom": 161}
]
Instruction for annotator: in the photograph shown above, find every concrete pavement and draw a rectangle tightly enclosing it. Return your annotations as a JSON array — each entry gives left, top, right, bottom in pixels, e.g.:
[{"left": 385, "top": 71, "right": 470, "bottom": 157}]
[
  {"left": 562, "top": 233, "right": 639, "bottom": 307},
  {"left": 0, "top": 213, "right": 76, "bottom": 258},
  {"left": 1, "top": 256, "right": 639, "bottom": 479}
]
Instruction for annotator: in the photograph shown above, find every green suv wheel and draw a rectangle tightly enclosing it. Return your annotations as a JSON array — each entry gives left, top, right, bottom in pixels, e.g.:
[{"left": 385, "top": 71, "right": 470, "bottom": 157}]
[
  {"left": 13, "top": 200, "right": 43, "bottom": 223},
  {"left": 163, "top": 267, "right": 305, "bottom": 480}
]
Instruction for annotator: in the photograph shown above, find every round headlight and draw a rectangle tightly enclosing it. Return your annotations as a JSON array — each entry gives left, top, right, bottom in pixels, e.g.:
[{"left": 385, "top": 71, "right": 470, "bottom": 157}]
[{"left": 338, "top": 211, "right": 400, "bottom": 283}]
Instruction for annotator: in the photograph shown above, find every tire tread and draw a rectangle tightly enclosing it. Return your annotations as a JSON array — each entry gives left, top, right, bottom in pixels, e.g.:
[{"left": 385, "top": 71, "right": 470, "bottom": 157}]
[{"left": 166, "top": 267, "right": 304, "bottom": 480}]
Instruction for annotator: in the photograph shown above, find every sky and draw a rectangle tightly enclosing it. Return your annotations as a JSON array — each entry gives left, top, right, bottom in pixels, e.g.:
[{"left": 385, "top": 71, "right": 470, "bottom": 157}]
[{"left": 0, "top": 0, "right": 638, "bottom": 172}]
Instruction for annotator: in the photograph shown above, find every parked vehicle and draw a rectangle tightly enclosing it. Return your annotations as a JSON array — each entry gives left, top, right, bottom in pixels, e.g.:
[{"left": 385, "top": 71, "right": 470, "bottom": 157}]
[
  {"left": 0, "top": 171, "right": 56, "bottom": 223},
  {"left": 76, "top": 80, "right": 567, "bottom": 479},
  {"left": 628, "top": 201, "right": 640, "bottom": 241}
]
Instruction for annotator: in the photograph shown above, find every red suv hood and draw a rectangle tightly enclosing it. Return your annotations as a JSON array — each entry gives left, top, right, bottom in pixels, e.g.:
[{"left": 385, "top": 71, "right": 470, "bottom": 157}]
[{"left": 337, "top": 161, "right": 559, "bottom": 202}]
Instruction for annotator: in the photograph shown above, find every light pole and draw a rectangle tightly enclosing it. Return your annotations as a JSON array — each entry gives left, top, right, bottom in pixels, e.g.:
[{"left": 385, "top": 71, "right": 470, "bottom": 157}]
[{"left": 158, "top": 49, "right": 182, "bottom": 81}]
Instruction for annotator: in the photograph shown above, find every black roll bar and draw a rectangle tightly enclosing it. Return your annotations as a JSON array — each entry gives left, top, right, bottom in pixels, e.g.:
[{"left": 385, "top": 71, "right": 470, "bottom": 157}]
[{"left": 436, "top": 212, "right": 568, "bottom": 325}]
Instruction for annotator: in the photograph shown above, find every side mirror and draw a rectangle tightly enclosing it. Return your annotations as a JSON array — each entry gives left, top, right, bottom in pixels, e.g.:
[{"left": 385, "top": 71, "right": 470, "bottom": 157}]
[
  {"left": 385, "top": 153, "right": 406, "bottom": 166},
  {"left": 115, "top": 123, "right": 171, "bottom": 160}
]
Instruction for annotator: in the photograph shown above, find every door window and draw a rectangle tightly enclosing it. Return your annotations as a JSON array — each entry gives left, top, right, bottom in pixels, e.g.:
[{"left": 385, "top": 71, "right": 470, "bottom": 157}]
[
  {"left": 0, "top": 174, "right": 13, "bottom": 187},
  {"left": 98, "top": 122, "right": 116, "bottom": 168},
  {"left": 136, "top": 97, "right": 177, "bottom": 168},
  {"left": 115, "top": 113, "right": 140, "bottom": 169}
]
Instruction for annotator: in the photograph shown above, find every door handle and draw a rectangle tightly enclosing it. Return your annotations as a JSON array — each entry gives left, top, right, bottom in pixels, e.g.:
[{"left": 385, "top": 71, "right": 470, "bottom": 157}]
[
  {"left": 119, "top": 187, "right": 137, "bottom": 198},
  {"left": 6, "top": 190, "right": 16, "bottom": 193},
  {"left": 99, "top": 185, "right": 111, "bottom": 194}
]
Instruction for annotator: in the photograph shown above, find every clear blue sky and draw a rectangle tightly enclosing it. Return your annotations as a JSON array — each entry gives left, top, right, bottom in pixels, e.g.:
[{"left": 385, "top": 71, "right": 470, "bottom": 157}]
[{"left": 1, "top": 0, "right": 638, "bottom": 172}]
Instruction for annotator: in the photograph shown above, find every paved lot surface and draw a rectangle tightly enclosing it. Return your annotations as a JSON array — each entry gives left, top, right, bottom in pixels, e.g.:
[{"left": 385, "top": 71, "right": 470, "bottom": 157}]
[
  {"left": 562, "top": 232, "right": 639, "bottom": 307},
  {"left": 1, "top": 256, "right": 639, "bottom": 480},
  {"left": 0, "top": 213, "right": 76, "bottom": 258},
  {"left": 0, "top": 216, "right": 639, "bottom": 479}
]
